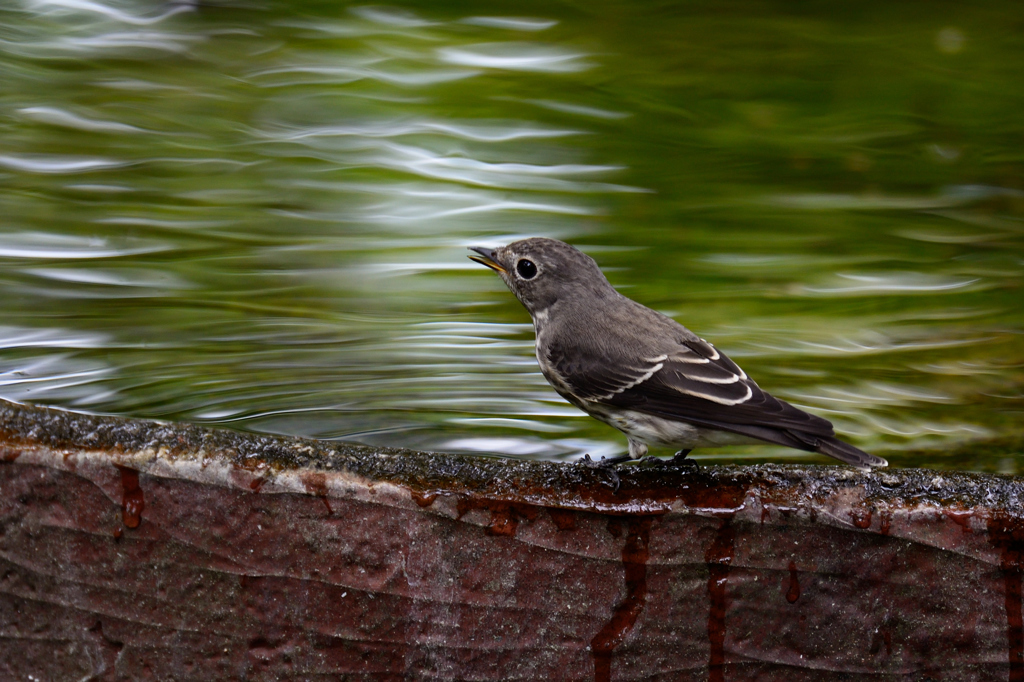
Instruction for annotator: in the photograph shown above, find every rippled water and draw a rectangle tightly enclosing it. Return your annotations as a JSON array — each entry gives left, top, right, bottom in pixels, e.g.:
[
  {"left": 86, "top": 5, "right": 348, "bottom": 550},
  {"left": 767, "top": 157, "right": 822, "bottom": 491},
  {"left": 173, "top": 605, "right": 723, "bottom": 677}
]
[{"left": 1, "top": 0, "right": 1022, "bottom": 471}]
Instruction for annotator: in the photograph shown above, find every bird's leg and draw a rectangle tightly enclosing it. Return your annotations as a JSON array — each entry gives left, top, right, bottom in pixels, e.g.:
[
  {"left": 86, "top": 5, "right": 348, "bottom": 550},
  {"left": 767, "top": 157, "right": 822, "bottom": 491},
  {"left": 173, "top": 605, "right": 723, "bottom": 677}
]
[
  {"left": 578, "top": 440, "right": 652, "bottom": 492},
  {"left": 628, "top": 439, "right": 648, "bottom": 460},
  {"left": 582, "top": 453, "right": 632, "bottom": 466},
  {"left": 670, "top": 449, "right": 698, "bottom": 468},
  {"left": 639, "top": 448, "right": 698, "bottom": 468},
  {"left": 580, "top": 454, "right": 630, "bottom": 493}
]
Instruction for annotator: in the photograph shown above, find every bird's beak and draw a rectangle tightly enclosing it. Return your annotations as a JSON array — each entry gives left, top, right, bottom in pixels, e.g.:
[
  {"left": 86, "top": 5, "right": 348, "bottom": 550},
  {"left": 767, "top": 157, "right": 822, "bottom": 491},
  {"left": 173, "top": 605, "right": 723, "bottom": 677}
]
[{"left": 468, "top": 246, "right": 506, "bottom": 274}]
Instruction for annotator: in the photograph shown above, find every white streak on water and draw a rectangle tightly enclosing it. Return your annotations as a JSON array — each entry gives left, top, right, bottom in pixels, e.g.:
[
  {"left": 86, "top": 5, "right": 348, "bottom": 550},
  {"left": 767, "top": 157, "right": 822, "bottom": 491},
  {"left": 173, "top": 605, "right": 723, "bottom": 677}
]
[
  {"left": 449, "top": 417, "right": 571, "bottom": 433},
  {"left": 785, "top": 383, "right": 954, "bottom": 408},
  {"left": 27, "top": 0, "right": 194, "bottom": 26},
  {"left": 64, "top": 184, "right": 134, "bottom": 193},
  {"left": 803, "top": 272, "right": 982, "bottom": 295},
  {"left": 361, "top": 142, "right": 645, "bottom": 193},
  {"left": 444, "top": 436, "right": 619, "bottom": 460},
  {"left": 911, "top": 360, "right": 1015, "bottom": 376},
  {"left": 0, "top": 154, "right": 126, "bottom": 173},
  {"left": 0, "top": 326, "right": 109, "bottom": 350},
  {"left": 96, "top": 217, "right": 231, "bottom": 230},
  {"left": 763, "top": 187, "right": 1022, "bottom": 211},
  {"left": 269, "top": 181, "right": 597, "bottom": 222},
  {"left": 37, "top": 31, "right": 202, "bottom": 54},
  {"left": 391, "top": 148, "right": 620, "bottom": 176},
  {"left": 514, "top": 98, "right": 630, "bottom": 119},
  {"left": 855, "top": 414, "right": 991, "bottom": 439},
  {"left": 438, "top": 43, "right": 590, "bottom": 73},
  {"left": 251, "top": 64, "right": 478, "bottom": 87},
  {"left": 743, "top": 334, "right": 995, "bottom": 357},
  {"left": 365, "top": 197, "right": 595, "bottom": 222},
  {"left": 95, "top": 79, "right": 193, "bottom": 91},
  {"left": 896, "top": 224, "right": 1008, "bottom": 244},
  {"left": 0, "top": 232, "right": 170, "bottom": 259},
  {"left": 460, "top": 17, "right": 558, "bottom": 31},
  {"left": 19, "top": 106, "right": 144, "bottom": 133},
  {"left": 259, "top": 120, "right": 581, "bottom": 143},
  {"left": 276, "top": 18, "right": 439, "bottom": 41},
  {"left": 0, "top": 353, "right": 115, "bottom": 404},
  {"left": 25, "top": 267, "right": 194, "bottom": 289},
  {"left": 349, "top": 6, "right": 435, "bottom": 28}
]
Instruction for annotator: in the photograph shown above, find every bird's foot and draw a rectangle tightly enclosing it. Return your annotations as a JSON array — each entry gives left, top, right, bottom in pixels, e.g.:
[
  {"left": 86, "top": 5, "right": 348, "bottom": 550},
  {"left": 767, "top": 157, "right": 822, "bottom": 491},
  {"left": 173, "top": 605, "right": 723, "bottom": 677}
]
[
  {"left": 581, "top": 454, "right": 631, "bottom": 467},
  {"left": 580, "top": 454, "right": 631, "bottom": 493},
  {"left": 636, "top": 450, "right": 698, "bottom": 469},
  {"left": 670, "top": 449, "right": 698, "bottom": 468}
]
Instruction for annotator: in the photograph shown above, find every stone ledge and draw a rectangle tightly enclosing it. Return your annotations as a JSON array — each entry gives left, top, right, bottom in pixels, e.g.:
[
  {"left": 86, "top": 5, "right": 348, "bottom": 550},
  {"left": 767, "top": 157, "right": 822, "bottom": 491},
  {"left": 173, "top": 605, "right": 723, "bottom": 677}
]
[{"left": 1, "top": 399, "right": 1022, "bottom": 681}]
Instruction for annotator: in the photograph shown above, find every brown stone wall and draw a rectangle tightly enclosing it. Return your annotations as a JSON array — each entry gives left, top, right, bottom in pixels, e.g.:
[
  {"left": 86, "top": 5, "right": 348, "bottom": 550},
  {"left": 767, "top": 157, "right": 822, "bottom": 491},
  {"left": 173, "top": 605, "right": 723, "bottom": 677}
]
[{"left": 2, "top": 400, "right": 1023, "bottom": 680}]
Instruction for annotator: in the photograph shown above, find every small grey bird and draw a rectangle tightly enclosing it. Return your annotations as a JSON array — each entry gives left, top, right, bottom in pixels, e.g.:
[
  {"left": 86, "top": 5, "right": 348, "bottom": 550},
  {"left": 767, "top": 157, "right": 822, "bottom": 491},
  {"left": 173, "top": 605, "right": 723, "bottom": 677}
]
[{"left": 469, "top": 237, "right": 887, "bottom": 470}]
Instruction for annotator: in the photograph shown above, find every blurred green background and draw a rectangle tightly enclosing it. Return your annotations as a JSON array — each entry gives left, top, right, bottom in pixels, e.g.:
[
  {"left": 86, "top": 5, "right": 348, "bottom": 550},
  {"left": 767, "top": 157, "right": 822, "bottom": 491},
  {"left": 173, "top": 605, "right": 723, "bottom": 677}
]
[{"left": 1, "top": 0, "right": 1022, "bottom": 470}]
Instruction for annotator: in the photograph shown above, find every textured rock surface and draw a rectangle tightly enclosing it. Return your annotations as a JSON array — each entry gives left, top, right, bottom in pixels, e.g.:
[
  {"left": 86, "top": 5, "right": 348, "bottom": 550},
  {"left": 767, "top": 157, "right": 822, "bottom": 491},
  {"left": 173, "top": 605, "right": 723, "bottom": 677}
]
[{"left": 2, "top": 399, "right": 1023, "bottom": 681}]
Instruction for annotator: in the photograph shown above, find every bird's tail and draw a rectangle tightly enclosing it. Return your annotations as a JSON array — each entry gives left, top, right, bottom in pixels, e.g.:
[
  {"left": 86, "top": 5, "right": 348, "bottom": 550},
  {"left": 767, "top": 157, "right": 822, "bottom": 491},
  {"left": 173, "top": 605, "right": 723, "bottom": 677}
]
[
  {"left": 659, "top": 416, "right": 888, "bottom": 470},
  {"left": 678, "top": 388, "right": 888, "bottom": 470},
  {"left": 808, "top": 434, "right": 887, "bottom": 470}
]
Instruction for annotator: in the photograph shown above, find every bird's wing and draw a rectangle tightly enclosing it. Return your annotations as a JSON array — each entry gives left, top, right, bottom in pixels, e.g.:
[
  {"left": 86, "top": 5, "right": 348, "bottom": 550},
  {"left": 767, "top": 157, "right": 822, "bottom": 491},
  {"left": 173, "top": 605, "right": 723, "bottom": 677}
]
[
  {"left": 542, "top": 339, "right": 672, "bottom": 402},
  {"left": 545, "top": 333, "right": 835, "bottom": 437}
]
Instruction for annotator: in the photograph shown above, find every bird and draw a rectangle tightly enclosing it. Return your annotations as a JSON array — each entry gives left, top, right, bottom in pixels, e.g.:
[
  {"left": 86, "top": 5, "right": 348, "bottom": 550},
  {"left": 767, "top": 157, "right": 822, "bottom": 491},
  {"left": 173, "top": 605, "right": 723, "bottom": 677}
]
[{"left": 469, "top": 237, "right": 887, "bottom": 473}]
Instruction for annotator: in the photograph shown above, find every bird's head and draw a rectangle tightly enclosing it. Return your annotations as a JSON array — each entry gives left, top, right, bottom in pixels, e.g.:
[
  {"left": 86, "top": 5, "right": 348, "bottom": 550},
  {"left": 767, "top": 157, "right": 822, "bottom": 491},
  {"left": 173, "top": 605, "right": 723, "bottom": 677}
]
[{"left": 468, "top": 237, "right": 611, "bottom": 316}]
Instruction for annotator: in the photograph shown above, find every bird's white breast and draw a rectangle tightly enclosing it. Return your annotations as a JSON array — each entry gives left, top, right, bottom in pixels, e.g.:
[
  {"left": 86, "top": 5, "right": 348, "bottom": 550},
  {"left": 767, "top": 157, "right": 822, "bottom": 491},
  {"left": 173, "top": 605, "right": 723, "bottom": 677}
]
[{"left": 583, "top": 403, "right": 761, "bottom": 450}]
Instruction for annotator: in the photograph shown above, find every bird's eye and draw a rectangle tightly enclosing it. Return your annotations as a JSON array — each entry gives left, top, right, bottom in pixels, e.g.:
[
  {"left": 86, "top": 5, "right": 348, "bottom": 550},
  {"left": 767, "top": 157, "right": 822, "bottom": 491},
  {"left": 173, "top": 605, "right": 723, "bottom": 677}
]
[{"left": 516, "top": 259, "right": 538, "bottom": 280}]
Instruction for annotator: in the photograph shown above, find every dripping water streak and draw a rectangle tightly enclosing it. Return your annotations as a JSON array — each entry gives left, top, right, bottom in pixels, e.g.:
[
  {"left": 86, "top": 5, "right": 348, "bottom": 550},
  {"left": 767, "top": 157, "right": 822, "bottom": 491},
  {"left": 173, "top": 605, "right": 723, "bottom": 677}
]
[
  {"left": 591, "top": 516, "right": 654, "bottom": 682},
  {"left": 705, "top": 519, "right": 735, "bottom": 682}
]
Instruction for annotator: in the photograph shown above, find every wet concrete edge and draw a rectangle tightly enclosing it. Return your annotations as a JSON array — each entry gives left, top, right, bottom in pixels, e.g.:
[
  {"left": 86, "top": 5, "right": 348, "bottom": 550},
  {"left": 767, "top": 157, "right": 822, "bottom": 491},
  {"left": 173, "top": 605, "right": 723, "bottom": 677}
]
[{"left": 3, "top": 397, "right": 1023, "bottom": 518}]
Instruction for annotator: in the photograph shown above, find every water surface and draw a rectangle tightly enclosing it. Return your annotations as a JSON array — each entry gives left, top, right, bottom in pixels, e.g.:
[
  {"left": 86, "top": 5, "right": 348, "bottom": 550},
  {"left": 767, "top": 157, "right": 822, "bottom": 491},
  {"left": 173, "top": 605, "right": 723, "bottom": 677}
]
[{"left": 1, "top": 0, "right": 1022, "bottom": 470}]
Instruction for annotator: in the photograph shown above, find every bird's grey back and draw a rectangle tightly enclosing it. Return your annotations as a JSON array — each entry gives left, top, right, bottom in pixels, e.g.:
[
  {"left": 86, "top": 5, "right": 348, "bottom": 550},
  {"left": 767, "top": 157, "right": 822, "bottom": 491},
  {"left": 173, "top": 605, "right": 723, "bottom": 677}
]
[{"left": 544, "top": 286, "right": 702, "bottom": 365}]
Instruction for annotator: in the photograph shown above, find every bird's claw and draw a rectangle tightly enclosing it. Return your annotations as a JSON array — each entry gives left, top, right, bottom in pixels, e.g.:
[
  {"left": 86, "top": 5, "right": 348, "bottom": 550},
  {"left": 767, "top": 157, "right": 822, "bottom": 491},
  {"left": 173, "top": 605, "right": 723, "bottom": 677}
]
[
  {"left": 670, "top": 449, "right": 699, "bottom": 468},
  {"left": 636, "top": 450, "right": 698, "bottom": 469},
  {"left": 580, "top": 454, "right": 624, "bottom": 493}
]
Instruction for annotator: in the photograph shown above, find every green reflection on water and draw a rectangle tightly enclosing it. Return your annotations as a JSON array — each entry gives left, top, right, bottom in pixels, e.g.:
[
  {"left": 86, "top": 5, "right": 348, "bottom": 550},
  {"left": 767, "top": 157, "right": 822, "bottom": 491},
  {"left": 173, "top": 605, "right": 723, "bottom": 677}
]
[{"left": 1, "top": 0, "right": 1021, "bottom": 470}]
